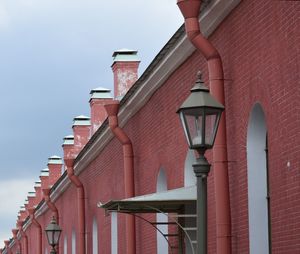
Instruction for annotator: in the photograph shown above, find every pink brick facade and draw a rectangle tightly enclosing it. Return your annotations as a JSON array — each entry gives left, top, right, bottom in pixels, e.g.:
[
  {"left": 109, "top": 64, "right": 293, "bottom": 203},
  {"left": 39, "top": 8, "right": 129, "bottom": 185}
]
[{"left": 3, "top": 1, "right": 300, "bottom": 254}]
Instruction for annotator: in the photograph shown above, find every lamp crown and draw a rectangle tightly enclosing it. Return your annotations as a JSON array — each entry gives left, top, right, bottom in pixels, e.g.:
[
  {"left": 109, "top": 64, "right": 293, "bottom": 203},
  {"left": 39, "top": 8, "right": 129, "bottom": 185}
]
[{"left": 191, "top": 71, "right": 209, "bottom": 93}]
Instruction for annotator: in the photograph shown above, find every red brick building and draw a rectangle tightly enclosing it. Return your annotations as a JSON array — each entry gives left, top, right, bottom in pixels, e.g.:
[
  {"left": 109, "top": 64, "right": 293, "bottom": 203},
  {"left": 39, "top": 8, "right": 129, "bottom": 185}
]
[{"left": 1, "top": 0, "right": 299, "bottom": 254}]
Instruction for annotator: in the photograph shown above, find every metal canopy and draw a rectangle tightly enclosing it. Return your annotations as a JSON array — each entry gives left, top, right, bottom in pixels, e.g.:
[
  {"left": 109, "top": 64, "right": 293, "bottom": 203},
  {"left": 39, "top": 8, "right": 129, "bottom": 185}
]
[{"left": 99, "top": 185, "right": 196, "bottom": 213}]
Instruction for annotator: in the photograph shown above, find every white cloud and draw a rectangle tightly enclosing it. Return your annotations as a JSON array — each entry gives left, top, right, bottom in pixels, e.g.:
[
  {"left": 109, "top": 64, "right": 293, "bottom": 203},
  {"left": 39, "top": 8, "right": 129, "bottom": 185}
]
[
  {"left": 0, "top": 178, "right": 35, "bottom": 245},
  {"left": 0, "top": 2, "right": 10, "bottom": 29}
]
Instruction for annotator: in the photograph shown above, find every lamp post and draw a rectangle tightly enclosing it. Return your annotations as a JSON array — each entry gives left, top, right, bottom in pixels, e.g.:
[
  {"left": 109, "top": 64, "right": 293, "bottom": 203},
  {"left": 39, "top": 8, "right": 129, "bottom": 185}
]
[
  {"left": 177, "top": 71, "right": 224, "bottom": 254},
  {"left": 45, "top": 217, "right": 62, "bottom": 254}
]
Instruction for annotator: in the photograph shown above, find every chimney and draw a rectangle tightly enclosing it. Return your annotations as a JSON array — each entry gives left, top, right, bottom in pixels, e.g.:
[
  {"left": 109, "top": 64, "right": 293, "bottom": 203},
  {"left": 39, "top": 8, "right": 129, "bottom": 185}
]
[
  {"left": 72, "top": 115, "right": 91, "bottom": 155},
  {"left": 19, "top": 206, "right": 27, "bottom": 222},
  {"left": 89, "top": 87, "right": 113, "bottom": 134},
  {"left": 63, "top": 135, "right": 76, "bottom": 164},
  {"left": 27, "top": 192, "right": 36, "bottom": 208},
  {"left": 111, "top": 49, "right": 140, "bottom": 99},
  {"left": 47, "top": 155, "right": 63, "bottom": 186},
  {"left": 40, "top": 168, "right": 49, "bottom": 190},
  {"left": 34, "top": 181, "right": 42, "bottom": 204}
]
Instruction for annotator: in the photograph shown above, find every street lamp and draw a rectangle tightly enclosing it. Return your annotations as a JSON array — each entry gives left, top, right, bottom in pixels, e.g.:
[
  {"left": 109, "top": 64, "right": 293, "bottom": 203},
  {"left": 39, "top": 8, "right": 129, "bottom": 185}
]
[
  {"left": 177, "top": 71, "right": 224, "bottom": 254},
  {"left": 45, "top": 217, "right": 62, "bottom": 254}
]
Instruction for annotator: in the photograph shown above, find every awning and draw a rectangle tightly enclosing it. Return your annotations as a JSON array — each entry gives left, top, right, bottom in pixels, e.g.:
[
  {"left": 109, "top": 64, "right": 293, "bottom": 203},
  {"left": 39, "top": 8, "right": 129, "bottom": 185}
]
[{"left": 98, "top": 185, "right": 196, "bottom": 213}]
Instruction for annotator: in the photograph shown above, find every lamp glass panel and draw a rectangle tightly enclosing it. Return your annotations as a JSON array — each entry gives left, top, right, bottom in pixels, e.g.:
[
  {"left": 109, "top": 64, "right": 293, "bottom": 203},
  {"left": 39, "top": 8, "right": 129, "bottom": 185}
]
[
  {"left": 204, "top": 108, "right": 222, "bottom": 147},
  {"left": 46, "top": 230, "right": 54, "bottom": 245},
  {"left": 179, "top": 108, "right": 205, "bottom": 149},
  {"left": 53, "top": 230, "right": 61, "bottom": 245}
]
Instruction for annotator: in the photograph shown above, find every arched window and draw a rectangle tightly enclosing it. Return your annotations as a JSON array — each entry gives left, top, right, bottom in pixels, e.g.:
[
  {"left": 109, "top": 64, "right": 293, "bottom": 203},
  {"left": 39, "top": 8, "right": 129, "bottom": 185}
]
[
  {"left": 111, "top": 212, "right": 118, "bottom": 254},
  {"left": 184, "top": 150, "right": 197, "bottom": 187},
  {"left": 156, "top": 168, "right": 168, "bottom": 254},
  {"left": 64, "top": 235, "right": 67, "bottom": 254},
  {"left": 72, "top": 230, "right": 76, "bottom": 254},
  {"left": 93, "top": 217, "right": 98, "bottom": 254},
  {"left": 247, "top": 103, "right": 270, "bottom": 253}
]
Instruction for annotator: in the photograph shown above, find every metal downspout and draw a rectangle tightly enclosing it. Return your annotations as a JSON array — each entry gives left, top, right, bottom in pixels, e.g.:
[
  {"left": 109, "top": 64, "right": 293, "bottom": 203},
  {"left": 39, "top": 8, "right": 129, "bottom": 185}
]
[
  {"left": 177, "top": 1, "right": 232, "bottom": 253},
  {"left": 17, "top": 222, "right": 28, "bottom": 254},
  {"left": 42, "top": 188, "right": 60, "bottom": 254},
  {"left": 42, "top": 188, "right": 59, "bottom": 223},
  {"left": 12, "top": 229, "right": 21, "bottom": 254},
  {"left": 4, "top": 241, "right": 10, "bottom": 254},
  {"left": 104, "top": 100, "right": 136, "bottom": 254},
  {"left": 64, "top": 158, "right": 86, "bottom": 254},
  {"left": 28, "top": 208, "right": 42, "bottom": 254}
]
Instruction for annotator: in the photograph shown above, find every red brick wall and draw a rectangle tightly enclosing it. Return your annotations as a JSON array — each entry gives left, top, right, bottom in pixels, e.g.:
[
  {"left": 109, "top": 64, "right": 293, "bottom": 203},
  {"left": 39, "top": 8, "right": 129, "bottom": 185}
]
[{"left": 15, "top": 1, "right": 299, "bottom": 254}]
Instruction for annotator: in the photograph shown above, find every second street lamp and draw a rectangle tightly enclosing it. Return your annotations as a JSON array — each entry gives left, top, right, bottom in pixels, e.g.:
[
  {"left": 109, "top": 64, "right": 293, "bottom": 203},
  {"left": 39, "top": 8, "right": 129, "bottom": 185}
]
[
  {"left": 45, "top": 217, "right": 62, "bottom": 254},
  {"left": 177, "top": 71, "right": 224, "bottom": 254}
]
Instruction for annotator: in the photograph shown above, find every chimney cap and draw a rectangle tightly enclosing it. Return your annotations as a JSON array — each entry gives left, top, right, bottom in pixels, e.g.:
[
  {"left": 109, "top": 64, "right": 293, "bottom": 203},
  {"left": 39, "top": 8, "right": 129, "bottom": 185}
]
[
  {"left": 112, "top": 49, "right": 140, "bottom": 62},
  {"left": 63, "top": 135, "right": 74, "bottom": 145},
  {"left": 73, "top": 115, "right": 91, "bottom": 126},
  {"left": 28, "top": 192, "right": 36, "bottom": 198},
  {"left": 48, "top": 155, "right": 63, "bottom": 165},
  {"left": 90, "top": 87, "right": 113, "bottom": 100},
  {"left": 40, "top": 168, "right": 49, "bottom": 177},
  {"left": 34, "top": 181, "right": 41, "bottom": 188}
]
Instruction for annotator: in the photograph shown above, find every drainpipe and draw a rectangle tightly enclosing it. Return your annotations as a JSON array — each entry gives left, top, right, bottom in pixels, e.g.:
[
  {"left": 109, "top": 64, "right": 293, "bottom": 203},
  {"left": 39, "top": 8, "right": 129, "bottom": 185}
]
[
  {"left": 42, "top": 188, "right": 59, "bottom": 223},
  {"left": 64, "top": 158, "right": 85, "bottom": 254},
  {"left": 12, "top": 229, "right": 21, "bottom": 254},
  {"left": 177, "top": 1, "right": 231, "bottom": 253},
  {"left": 28, "top": 208, "right": 42, "bottom": 254},
  {"left": 104, "top": 100, "right": 135, "bottom": 254},
  {"left": 17, "top": 221, "right": 28, "bottom": 254},
  {"left": 42, "top": 188, "right": 60, "bottom": 254},
  {"left": 4, "top": 241, "right": 10, "bottom": 254}
]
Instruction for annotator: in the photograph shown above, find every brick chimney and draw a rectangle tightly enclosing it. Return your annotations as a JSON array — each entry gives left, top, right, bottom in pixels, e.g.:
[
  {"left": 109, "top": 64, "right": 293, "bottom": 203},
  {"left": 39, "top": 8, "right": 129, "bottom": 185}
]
[
  {"left": 27, "top": 192, "right": 36, "bottom": 208},
  {"left": 72, "top": 115, "right": 91, "bottom": 155},
  {"left": 47, "top": 155, "right": 63, "bottom": 187},
  {"left": 19, "top": 206, "right": 27, "bottom": 222},
  {"left": 89, "top": 87, "right": 113, "bottom": 134},
  {"left": 34, "top": 181, "right": 42, "bottom": 204},
  {"left": 63, "top": 135, "right": 76, "bottom": 164},
  {"left": 40, "top": 168, "right": 49, "bottom": 190},
  {"left": 111, "top": 49, "right": 140, "bottom": 99}
]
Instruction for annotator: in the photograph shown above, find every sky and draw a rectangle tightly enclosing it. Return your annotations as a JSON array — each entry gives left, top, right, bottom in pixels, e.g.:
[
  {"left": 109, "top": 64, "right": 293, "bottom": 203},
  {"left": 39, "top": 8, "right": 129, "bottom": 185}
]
[{"left": 0, "top": 0, "right": 183, "bottom": 246}]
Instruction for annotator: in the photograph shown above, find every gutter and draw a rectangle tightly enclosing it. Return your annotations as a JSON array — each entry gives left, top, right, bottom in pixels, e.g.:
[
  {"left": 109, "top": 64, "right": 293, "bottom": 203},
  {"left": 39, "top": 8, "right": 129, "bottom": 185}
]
[
  {"left": 177, "top": 0, "right": 232, "bottom": 253},
  {"left": 17, "top": 221, "right": 28, "bottom": 254},
  {"left": 65, "top": 158, "right": 86, "bottom": 254},
  {"left": 104, "top": 100, "right": 136, "bottom": 254},
  {"left": 28, "top": 208, "right": 42, "bottom": 254}
]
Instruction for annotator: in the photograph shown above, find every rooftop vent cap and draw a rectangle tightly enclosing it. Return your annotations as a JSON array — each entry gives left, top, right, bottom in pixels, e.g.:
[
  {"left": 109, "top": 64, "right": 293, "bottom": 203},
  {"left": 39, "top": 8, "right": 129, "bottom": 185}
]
[
  {"left": 63, "top": 135, "right": 74, "bottom": 145},
  {"left": 34, "top": 181, "right": 41, "bottom": 188},
  {"left": 48, "top": 155, "right": 63, "bottom": 165},
  {"left": 72, "top": 115, "right": 91, "bottom": 126},
  {"left": 90, "top": 87, "right": 113, "bottom": 100},
  {"left": 28, "top": 192, "right": 36, "bottom": 198},
  {"left": 112, "top": 49, "right": 140, "bottom": 62},
  {"left": 40, "top": 168, "right": 50, "bottom": 177}
]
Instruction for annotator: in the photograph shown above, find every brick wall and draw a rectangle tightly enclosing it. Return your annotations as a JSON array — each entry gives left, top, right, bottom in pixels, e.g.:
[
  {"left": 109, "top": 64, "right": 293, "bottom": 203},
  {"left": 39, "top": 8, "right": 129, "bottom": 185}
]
[{"left": 11, "top": 1, "right": 299, "bottom": 254}]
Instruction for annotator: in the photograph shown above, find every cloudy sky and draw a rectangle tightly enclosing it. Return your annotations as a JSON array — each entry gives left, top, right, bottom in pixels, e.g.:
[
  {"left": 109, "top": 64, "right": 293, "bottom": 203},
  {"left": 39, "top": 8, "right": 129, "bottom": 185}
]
[{"left": 0, "top": 0, "right": 183, "bottom": 246}]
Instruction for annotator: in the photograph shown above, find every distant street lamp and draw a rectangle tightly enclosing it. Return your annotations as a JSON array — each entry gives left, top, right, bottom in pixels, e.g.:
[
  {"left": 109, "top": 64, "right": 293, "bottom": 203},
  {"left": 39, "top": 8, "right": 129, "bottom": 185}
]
[
  {"left": 45, "top": 217, "right": 62, "bottom": 254},
  {"left": 177, "top": 71, "right": 224, "bottom": 254}
]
